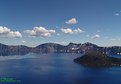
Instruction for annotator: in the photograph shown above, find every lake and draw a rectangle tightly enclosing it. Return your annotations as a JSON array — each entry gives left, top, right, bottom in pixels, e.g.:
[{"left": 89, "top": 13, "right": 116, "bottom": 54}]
[{"left": 0, "top": 53, "right": 121, "bottom": 84}]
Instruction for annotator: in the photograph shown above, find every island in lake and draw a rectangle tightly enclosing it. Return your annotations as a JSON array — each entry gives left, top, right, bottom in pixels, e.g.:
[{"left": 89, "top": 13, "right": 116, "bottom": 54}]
[{"left": 74, "top": 51, "right": 121, "bottom": 67}]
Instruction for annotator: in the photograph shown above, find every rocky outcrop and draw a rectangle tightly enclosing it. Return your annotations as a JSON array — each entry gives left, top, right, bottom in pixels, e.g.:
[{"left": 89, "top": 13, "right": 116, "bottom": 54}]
[
  {"left": 0, "top": 43, "right": 9, "bottom": 56},
  {"left": 0, "top": 43, "right": 32, "bottom": 56},
  {"left": 8, "top": 45, "right": 32, "bottom": 55}
]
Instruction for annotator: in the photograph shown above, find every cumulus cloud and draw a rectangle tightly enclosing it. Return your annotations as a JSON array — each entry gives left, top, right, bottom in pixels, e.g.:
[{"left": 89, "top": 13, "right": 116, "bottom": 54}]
[
  {"left": 61, "top": 28, "right": 84, "bottom": 34},
  {"left": 61, "top": 28, "right": 73, "bottom": 34},
  {"left": 91, "top": 34, "right": 100, "bottom": 39},
  {"left": 66, "top": 18, "right": 78, "bottom": 24},
  {"left": 24, "top": 26, "right": 56, "bottom": 37},
  {"left": 0, "top": 26, "right": 22, "bottom": 38}
]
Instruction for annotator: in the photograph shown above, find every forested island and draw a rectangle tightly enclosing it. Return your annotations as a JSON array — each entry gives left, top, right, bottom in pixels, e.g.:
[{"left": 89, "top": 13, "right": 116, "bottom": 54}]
[{"left": 74, "top": 51, "right": 121, "bottom": 67}]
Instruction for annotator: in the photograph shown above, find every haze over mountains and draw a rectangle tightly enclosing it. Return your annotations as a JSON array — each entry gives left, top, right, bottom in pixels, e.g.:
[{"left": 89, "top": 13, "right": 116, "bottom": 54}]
[{"left": 0, "top": 42, "right": 121, "bottom": 56}]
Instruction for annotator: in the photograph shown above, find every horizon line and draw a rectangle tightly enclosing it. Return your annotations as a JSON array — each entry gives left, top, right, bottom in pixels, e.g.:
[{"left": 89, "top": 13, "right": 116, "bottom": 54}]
[{"left": 0, "top": 42, "right": 121, "bottom": 48}]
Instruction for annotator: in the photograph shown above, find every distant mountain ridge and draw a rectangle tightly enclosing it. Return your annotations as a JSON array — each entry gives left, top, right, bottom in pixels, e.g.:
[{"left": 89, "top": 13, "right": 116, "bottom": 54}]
[{"left": 0, "top": 42, "right": 121, "bottom": 56}]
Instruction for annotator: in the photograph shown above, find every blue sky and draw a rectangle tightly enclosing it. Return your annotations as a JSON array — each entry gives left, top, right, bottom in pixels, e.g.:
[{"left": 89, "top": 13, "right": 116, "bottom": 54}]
[{"left": 0, "top": 0, "right": 121, "bottom": 47}]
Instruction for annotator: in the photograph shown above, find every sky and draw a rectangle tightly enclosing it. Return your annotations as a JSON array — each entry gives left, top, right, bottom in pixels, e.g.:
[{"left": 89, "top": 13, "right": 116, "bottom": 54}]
[{"left": 0, "top": 0, "right": 121, "bottom": 47}]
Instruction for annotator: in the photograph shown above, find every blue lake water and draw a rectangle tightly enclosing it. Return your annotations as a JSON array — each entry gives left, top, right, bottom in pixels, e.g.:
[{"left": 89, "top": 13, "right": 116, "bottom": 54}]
[{"left": 0, "top": 53, "right": 121, "bottom": 84}]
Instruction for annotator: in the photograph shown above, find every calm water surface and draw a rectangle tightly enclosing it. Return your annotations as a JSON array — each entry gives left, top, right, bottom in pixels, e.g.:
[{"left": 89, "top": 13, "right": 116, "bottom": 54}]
[{"left": 0, "top": 53, "right": 121, "bottom": 84}]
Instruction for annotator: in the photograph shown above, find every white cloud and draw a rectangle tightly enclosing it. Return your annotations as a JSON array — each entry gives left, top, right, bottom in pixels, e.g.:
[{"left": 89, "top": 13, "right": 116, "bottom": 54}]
[
  {"left": 24, "top": 26, "right": 56, "bottom": 37},
  {"left": 91, "top": 34, "right": 100, "bottom": 39},
  {"left": 115, "top": 10, "right": 121, "bottom": 16},
  {"left": 61, "top": 28, "right": 73, "bottom": 34},
  {"left": 9, "top": 31, "right": 22, "bottom": 38},
  {"left": 61, "top": 28, "right": 84, "bottom": 34},
  {"left": 0, "top": 27, "right": 10, "bottom": 34},
  {"left": 66, "top": 18, "right": 78, "bottom": 24},
  {"left": 115, "top": 13, "right": 120, "bottom": 16},
  {"left": 21, "top": 40, "right": 26, "bottom": 43},
  {"left": 0, "top": 26, "right": 22, "bottom": 38},
  {"left": 54, "top": 41, "right": 67, "bottom": 44}
]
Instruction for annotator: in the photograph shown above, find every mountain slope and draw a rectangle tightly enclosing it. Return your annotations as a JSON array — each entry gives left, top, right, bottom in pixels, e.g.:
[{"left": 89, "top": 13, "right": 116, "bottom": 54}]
[{"left": 0, "top": 42, "right": 121, "bottom": 56}]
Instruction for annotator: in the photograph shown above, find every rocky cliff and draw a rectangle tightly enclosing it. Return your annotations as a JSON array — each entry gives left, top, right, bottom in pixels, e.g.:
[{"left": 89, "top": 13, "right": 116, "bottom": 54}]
[{"left": 0, "top": 42, "right": 121, "bottom": 56}]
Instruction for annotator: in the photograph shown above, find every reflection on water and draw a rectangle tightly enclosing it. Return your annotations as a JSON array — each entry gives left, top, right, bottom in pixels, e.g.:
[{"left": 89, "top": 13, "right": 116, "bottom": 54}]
[
  {"left": 0, "top": 53, "right": 36, "bottom": 61},
  {"left": 0, "top": 53, "right": 121, "bottom": 84}
]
